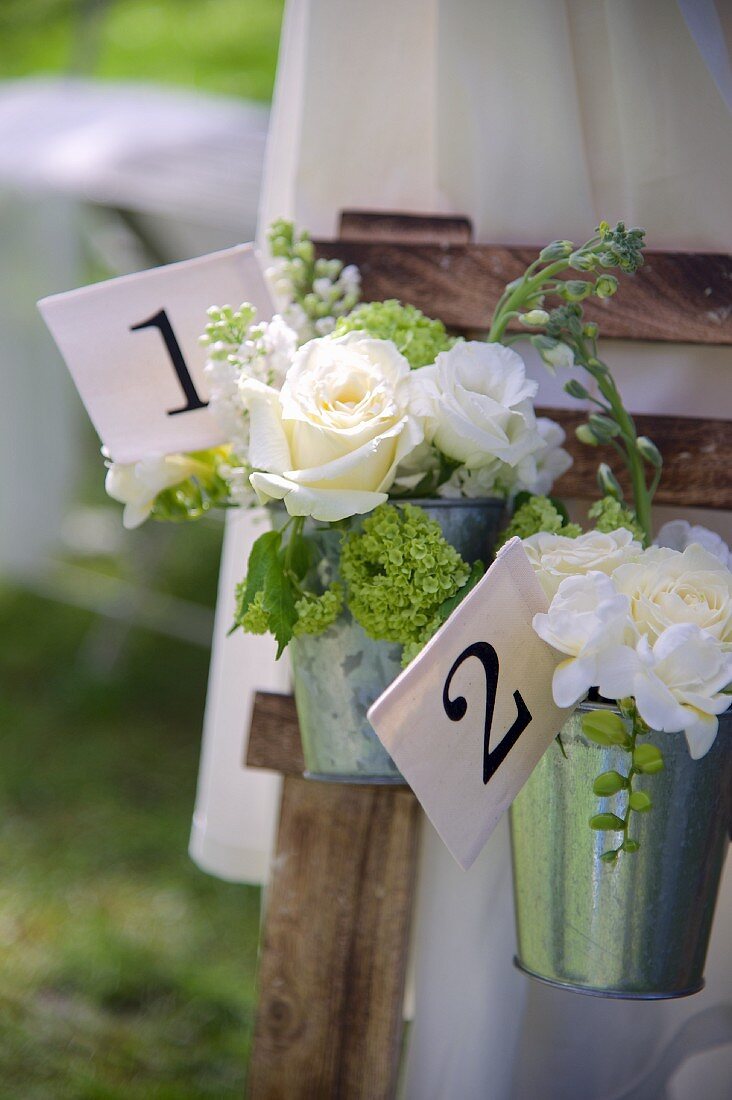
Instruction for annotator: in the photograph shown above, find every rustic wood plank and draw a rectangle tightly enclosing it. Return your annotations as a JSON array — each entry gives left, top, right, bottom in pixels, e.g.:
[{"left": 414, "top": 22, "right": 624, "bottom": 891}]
[
  {"left": 247, "top": 777, "right": 420, "bottom": 1100},
  {"left": 539, "top": 408, "right": 732, "bottom": 511},
  {"left": 314, "top": 238, "right": 732, "bottom": 344},
  {"left": 340, "top": 209, "right": 473, "bottom": 244},
  {"left": 247, "top": 692, "right": 304, "bottom": 775}
]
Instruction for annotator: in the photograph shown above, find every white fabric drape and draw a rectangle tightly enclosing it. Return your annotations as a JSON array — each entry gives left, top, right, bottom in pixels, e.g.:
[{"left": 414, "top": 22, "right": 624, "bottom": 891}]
[{"left": 191, "top": 1, "right": 732, "bottom": 1095}]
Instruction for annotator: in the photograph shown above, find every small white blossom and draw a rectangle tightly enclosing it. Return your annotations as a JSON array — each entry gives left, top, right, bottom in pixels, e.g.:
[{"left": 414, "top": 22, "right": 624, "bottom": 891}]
[
  {"left": 532, "top": 572, "right": 637, "bottom": 708},
  {"left": 105, "top": 454, "right": 199, "bottom": 529},
  {"left": 655, "top": 520, "right": 731, "bottom": 568},
  {"left": 597, "top": 625, "right": 732, "bottom": 759}
]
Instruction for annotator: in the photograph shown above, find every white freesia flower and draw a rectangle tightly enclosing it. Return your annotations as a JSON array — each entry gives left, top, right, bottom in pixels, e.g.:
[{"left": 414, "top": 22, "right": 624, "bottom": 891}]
[
  {"left": 541, "top": 341, "right": 574, "bottom": 372},
  {"left": 419, "top": 341, "right": 544, "bottom": 469},
  {"left": 655, "top": 520, "right": 731, "bottom": 568},
  {"left": 532, "top": 572, "right": 637, "bottom": 707},
  {"left": 597, "top": 624, "right": 732, "bottom": 758},
  {"left": 244, "top": 332, "right": 429, "bottom": 521},
  {"left": 105, "top": 454, "right": 200, "bottom": 529},
  {"left": 613, "top": 544, "right": 732, "bottom": 648},
  {"left": 524, "top": 528, "right": 643, "bottom": 599},
  {"left": 436, "top": 417, "right": 572, "bottom": 501}
]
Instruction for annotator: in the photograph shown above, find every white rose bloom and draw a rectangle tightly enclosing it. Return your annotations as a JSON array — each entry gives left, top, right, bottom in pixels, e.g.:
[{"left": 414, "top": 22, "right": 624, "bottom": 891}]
[
  {"left": 597, "top": 624, "right": 732, "bottom": 758},
  {"left": 612, "top": 544, "right": 732, "bottom": 647},
  {"left": 524, "top": 527, "right": 643, "bottom": 599},
  {"left": 532, "top": 572, "right": 637, "bottom": 708},
  {"left": 243, "top": 332, "right": 429, "bottom": 522},
  {"left": 655, "top": 520, "right": 731, "bottom": 568},
  {"left": 419, "top": 341, "right": 544, "bottom": 469},
  {"left": 105, "top": 454, "right": 200, "bottom": 529}
]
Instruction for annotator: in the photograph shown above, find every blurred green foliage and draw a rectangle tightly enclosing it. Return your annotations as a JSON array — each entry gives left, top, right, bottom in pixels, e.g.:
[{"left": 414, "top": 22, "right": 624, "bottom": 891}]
[
  {"left": 0, "top": 0, "right": 285, "bottom": 100},
  {"left": 0, "top": 519, "right": 263, "bottom": 1097},
  {"left": 0, "top": 0, "right": 284, "bottom": 1092}
]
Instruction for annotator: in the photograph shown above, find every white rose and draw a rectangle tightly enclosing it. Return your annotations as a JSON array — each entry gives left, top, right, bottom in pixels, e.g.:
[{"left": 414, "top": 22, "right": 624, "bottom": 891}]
[
  {"left": 655, "top": 520, "right": 731, "bottom": 568},
  {"left": 532, "top": 572, "right": 637, "bottom": 708},
  {"left": 597, "top": 624, "right": 732, "bottom": 758},
  {"left": 612, "top": 544, "right": 732, "bottom": 647},
  {"left": 419, "top": 341, "right": 543, "bottom": 469},
  {"left": 105, "top": 453, "right": 200, "bottom": 529},
  {"left": 524, "top": 528, "right": 643, "bottom": 599},
  {"left": 243, "top": 332, "right": 429, "bottom": 522}
]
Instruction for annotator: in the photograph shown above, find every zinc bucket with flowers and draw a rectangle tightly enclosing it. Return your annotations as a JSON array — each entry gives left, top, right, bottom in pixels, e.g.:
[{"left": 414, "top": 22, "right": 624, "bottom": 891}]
[{"left": 103, "top": 220, "right": 731, "bottom": 996}]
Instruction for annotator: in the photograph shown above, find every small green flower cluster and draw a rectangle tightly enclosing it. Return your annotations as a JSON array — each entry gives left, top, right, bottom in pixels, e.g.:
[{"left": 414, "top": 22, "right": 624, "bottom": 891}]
[
  {"left": 293, "top": 584, "right": 344, "bottom": 636},
  {"left": 588, "top": 496, "right": 644, "bottom": 541},
  {"left": 498, "top": 495, "right": 581, "bottom": 545},
  {"left": 333, "top": 299, "right": 455, "bottom": 368},
  {"left": 267, "top": 219, "right": 360, "bottom": 339},
  {"left": 236, "top": 589, "right": 270, "bottom": 634},
  {"left": 200, "top": 303, "right": 258, "bottom": 360},
  {"left": 341, "top": 504, "right": 470, "bottom": 650},
  {"left": 234, "top": 573, "right": 343, "bottom": 639}
]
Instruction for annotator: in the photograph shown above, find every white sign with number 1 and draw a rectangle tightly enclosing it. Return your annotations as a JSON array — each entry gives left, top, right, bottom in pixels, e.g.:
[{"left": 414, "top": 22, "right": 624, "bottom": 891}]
[
  {"left": 368, "top": 537, "right": 576, "bottom": 870},
  {"left": 38, "top": 243, "right": 272, "bottom": 464}
]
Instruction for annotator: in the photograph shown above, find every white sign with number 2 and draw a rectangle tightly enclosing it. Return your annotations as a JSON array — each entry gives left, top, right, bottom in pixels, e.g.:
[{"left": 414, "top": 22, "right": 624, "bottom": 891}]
[
  {"left": 368, "top": 537, "right": 576, "bottom": 870},
  {"left": 38, "top": 243, "right": 272, "bottom": 464}
]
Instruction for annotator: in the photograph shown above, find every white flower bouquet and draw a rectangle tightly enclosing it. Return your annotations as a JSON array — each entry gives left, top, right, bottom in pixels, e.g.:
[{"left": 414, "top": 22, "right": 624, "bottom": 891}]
[{"left": 102, "top": 219, "right": 731, "bottom": 803}]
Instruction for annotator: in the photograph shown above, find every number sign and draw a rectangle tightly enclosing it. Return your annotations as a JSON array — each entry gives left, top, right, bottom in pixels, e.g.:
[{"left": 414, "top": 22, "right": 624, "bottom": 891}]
[
  {"left": 368, "top": 538, "right": 576, "bottom": 870},
  {"left": 38, "top": 244, "right": 272, "bottom": 463}
]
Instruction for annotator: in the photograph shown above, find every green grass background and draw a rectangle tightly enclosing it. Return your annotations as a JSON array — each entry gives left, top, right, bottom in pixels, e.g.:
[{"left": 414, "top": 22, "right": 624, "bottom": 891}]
[{"left": 0, "top": 2, "right": 284, "bottom": 1094}]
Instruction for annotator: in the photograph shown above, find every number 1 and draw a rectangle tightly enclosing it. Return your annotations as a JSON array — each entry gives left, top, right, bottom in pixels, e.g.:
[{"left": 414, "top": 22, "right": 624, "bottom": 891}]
[{"left": 130, "top": 309, "right": 208, "bottom": 416}]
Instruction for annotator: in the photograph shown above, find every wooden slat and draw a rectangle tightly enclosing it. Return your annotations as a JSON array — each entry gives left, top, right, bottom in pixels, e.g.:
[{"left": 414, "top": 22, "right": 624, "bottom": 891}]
[
  {"left": 247, "top": 777, "right": 420, "bottom": 1100},
  {"left": 314, "top": 237, "right": 732, "bottom": 345},
  {"left": 540, "top": 408, "right": 732, "bottom": 511},
  {"left": 340, "top": 209, "right": 473, "bottom": 244},
  {"left": 247, "top": 692, "right": 304, "bottom": 774}
]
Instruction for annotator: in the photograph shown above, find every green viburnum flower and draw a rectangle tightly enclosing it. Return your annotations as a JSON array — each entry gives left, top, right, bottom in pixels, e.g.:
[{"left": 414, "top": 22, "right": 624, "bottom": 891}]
[
  {"left": 341, "top": 504, "right": 471, "bottom": 652},
  {"left": 588, "top": 496, "right": 644, "bottom": 541},
  {"left": 333, "top": 300, "right": 455, "bottom": 368},
  {"left": 293, "top": 583, "right": 344, "bottom": 636},
  {"left": 498, "top": 495, "right": 581, "bottom": 546},
  {"left": 236, "top": 589, "right": 271, "bottom": 635}
]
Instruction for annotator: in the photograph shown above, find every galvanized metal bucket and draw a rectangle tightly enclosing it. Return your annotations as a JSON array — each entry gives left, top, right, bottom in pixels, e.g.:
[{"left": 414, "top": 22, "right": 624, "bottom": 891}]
[
  {"left": 509, "top": 701, "right": 732, "bottom": 999},
  {"left": 290, "top": 498, "right": 505, "bottom": 783}
]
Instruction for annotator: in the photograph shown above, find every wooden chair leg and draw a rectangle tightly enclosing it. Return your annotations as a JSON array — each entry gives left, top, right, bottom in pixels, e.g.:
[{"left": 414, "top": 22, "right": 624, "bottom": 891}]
[{"left": 247, "top": 777, "right": 420, "bottom": 1100}]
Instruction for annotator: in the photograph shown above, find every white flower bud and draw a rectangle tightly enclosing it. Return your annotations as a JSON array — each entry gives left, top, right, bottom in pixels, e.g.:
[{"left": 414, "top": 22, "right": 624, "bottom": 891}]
[{"left": 519, "top": 309, "right": 551, "bottom": 326}]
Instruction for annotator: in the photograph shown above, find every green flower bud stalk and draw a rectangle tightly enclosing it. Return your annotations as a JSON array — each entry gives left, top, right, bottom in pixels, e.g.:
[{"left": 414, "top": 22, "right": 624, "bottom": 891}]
[
  {"left": 636, "top": 435, "right": 663, "bottom": 468},
  {"left": 595, "top": 274, "right": 619, "bottom": 298},
  {"left": 597, "top": 462, "right": 623, "bottom": 499}
]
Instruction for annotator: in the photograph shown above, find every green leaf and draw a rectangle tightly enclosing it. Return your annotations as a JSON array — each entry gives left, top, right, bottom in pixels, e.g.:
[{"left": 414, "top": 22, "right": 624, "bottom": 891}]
[
  {"left": 633, "top": 744, "right": 664, "bottom": 774},
  {"left": 582, "top": 711, "right": 631, "bottom": 748},
  {"left": 622, "top": 838, "right": 641, "bottom": 853},
  {"left": 600, "top": 849, "right": 619, "bottom": 863},
  {"left": 589, "top": 813, "right": 625, "bottom": 831},
  {"left": 592, "top": 770, "right": 627, "bottom": 796},
  {"left": 628, "top": 790, "right": 652, "bottom": 813},
  {"left": 288, "top": 530, "right": 313, "bottom": 580},
  {"left": 261, "top": 558, "right": 299, "bottom": 658},
  {"left": 240, "top": 529, "right": 281, "bottom": 613}
]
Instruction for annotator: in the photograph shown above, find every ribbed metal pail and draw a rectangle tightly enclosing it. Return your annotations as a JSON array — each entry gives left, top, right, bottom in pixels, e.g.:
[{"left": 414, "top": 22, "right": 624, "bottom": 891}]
[
  {"left": 290, "top": 498, "right": 505, "bottom": 783},
  {"left": 509, "top": 702, "right": 732, "bottom": 998}
]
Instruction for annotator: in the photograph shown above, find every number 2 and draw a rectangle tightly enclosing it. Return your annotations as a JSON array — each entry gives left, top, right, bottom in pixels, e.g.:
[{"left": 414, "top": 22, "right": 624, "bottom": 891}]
[
  {"left": 442, "top": 641, "right": 532, "bottom": 784},
  {"left": 130, "top": 309, "right": 208, "bottom": 416}
]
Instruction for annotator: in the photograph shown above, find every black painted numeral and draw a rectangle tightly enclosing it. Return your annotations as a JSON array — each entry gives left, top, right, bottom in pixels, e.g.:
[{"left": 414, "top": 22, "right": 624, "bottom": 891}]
[
  {"left": 443, "top": 641, "right": 532, "bottom": 784},
  {"left": 130, "top": 309, "right": 208, "bottom": 416}
]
